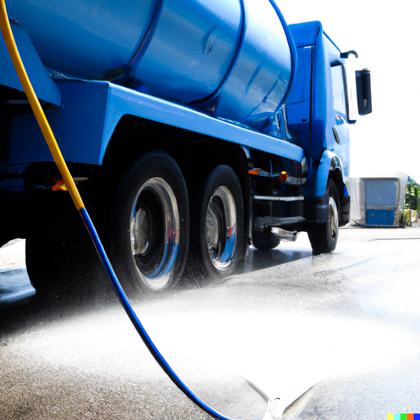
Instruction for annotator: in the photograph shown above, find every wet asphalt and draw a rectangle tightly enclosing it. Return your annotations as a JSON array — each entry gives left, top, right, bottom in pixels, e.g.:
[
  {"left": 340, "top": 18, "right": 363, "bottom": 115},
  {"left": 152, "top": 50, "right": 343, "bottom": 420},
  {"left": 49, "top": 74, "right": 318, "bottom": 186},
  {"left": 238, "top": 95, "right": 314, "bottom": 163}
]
[{"left": 1, "top": 227, "right": 420, "bottom": 419}]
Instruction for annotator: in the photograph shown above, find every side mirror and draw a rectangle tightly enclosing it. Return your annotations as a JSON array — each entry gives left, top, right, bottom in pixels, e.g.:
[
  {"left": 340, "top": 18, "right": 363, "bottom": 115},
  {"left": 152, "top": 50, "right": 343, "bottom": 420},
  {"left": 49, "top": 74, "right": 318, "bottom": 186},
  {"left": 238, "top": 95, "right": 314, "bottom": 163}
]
[{"left": 356, "top": 69, "right": 372, "bottom": 115}]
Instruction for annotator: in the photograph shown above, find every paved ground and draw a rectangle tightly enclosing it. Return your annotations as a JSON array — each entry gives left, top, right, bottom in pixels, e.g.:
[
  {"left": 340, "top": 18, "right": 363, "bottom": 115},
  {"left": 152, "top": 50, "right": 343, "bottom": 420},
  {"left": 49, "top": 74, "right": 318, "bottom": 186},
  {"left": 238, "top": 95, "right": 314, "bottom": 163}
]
[{"left": 1, "top": 227, "right": 420, "bottom": 419}]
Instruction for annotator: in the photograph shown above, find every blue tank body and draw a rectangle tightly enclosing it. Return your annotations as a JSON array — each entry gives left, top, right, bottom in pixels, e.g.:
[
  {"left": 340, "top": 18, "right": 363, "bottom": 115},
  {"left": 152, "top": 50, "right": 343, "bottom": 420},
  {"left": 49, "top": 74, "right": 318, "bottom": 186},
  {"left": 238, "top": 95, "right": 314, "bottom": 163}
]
[{"left": 6, "top": 0, "right": 292, "bottom": 130}]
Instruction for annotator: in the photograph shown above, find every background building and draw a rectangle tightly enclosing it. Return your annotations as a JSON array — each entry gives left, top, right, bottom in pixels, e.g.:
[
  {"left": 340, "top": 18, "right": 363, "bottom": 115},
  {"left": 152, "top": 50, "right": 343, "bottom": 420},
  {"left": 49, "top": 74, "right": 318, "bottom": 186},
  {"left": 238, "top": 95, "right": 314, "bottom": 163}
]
[{"left": 347, "top": 172, "right": 420, "bottom": 227}]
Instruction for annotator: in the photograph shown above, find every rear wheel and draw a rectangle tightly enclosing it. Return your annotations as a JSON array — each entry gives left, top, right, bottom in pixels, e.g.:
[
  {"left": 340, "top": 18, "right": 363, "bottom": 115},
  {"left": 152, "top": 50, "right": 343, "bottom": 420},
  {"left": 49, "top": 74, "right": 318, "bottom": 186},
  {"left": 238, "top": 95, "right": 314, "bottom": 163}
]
[
  {"left": 25, "top": 233, "right": 112, "bottom": 303},
  {"left": 190, "top": 165, "right": 244, "bottom": 279},
  {"left": 308, "top": 180, "right": 340, "bottom": 255},
  {"left": 108, "top": 152, "right": 189, "bottom": 295}
]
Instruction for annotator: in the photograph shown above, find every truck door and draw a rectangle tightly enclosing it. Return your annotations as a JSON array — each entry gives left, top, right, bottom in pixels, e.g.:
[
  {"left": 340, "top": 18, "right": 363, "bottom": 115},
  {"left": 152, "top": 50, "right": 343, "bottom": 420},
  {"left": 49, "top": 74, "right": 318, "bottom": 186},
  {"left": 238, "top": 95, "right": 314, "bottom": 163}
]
[
  {"left": 285, "top": 46, "right": 312, "bottom": 157},
  {"left": 329, "top": 64, "right": 350, "bottom": 173}
]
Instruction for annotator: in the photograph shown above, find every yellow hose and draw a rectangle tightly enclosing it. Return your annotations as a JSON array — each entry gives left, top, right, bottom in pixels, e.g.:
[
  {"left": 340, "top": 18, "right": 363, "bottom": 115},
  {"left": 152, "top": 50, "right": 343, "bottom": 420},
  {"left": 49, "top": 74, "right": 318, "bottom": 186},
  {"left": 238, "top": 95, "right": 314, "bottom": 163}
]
[
  {"left": 0, "top": 5, "right": 275, "bottom": 419},
  {"left": 0, "top": 0, "right": 85, "bottom": 210}
]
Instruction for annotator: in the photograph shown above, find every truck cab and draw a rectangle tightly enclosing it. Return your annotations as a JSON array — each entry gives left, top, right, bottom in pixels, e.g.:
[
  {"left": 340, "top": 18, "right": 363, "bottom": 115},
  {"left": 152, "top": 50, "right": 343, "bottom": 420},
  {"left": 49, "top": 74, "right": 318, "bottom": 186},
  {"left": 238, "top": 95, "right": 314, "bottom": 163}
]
[{"left": 284, "top": 21, "right": 371, "bottom": 252}]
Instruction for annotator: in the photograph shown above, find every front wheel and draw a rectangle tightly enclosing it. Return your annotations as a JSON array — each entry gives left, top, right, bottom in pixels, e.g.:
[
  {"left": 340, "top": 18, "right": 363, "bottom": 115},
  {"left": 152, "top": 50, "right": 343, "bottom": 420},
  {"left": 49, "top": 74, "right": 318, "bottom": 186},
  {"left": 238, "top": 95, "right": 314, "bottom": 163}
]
[
  {"left": 108, "top": 152, "right": 189, "bottom": 295},
  {"left": 308, "top": 180, "right": 340, "bottom": 255},
  {"left": 190, "top": 165, "right": 244, "bottom": 279}
]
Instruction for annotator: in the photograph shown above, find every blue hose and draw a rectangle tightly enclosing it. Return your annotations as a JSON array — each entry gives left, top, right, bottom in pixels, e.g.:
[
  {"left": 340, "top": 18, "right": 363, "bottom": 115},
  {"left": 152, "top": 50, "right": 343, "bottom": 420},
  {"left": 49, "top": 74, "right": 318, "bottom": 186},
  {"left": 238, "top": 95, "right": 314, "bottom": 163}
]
[
  {"left": 79, "top": 208, "right": 252, "bottom": 420},
  {"left": 82, "top": 3, "right": 295, "bottom": 416}
]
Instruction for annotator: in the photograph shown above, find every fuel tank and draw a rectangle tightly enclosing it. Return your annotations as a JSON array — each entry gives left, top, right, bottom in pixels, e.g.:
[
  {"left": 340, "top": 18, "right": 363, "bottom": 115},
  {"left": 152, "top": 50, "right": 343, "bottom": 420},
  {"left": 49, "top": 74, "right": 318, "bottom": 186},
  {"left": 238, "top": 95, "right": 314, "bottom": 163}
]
[{"left": 6, "top": 0, "right": 293, "bottom": 130}]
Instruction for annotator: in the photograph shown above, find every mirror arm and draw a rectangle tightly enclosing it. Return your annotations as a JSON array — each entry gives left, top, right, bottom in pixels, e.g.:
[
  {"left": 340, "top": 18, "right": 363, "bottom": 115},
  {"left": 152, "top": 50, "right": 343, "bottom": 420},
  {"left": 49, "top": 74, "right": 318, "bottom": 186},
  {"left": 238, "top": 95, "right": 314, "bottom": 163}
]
[{"left": 340, "top": 50, "right": 359, "bottom": 59}]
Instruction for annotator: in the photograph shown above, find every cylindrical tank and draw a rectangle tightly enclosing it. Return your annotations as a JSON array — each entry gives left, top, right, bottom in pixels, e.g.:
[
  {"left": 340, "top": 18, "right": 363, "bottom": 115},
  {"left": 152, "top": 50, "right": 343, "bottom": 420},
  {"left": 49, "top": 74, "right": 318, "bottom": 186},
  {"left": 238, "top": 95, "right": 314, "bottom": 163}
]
[{"left": 7, "top": 0, "right": 292, "bottom": 131}]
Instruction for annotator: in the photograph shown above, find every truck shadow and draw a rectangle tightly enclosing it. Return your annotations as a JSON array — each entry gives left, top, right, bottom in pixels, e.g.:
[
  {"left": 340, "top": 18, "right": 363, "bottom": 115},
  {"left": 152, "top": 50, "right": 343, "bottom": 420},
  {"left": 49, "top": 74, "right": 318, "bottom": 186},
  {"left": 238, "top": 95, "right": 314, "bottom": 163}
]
[{"left": 244, "top": 246, "right": 312, "bottom": 273}]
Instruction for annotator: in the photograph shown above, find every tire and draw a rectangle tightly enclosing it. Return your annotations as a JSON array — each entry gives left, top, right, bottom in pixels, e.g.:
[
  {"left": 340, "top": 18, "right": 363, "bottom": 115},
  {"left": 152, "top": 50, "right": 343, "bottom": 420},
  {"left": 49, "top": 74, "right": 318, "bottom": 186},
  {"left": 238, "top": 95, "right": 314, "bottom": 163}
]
[
  {"left": 308, "top": 180, "right": 340, "bottom": 255},
  {"left": 252, "top": 227, "right": 281, "bottom": 250},
  {"left": 108, "top": 152, "right": 189, "bottom": 295},
  {"left": 190, "top": 165, "right": 244, "bottom": 279},
  {"left": 24, "top": 191, "right": 106, "bottom": 300},
  {"left": 25, "top": 234, "right": 113, "bottom": 304},
  {"left": 25, "top": 236, "right": 64, "bottom": 296}
]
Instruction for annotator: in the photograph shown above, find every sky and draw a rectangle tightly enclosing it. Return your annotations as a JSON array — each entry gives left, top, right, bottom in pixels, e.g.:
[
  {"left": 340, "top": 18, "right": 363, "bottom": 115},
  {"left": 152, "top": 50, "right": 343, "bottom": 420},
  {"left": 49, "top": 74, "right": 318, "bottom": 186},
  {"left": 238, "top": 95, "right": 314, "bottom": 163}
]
[{"left": 278, "top": 0, "right": 420, "bottom": 182}]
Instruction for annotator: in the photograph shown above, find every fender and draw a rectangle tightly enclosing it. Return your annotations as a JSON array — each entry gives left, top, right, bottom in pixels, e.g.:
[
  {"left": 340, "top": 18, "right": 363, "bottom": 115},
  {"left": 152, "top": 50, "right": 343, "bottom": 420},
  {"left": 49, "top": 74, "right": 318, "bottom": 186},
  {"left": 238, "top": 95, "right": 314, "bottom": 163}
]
[
  {"left": 7, "top": 80, "right": 304, "bottom": 168},
  {"left": 304, "top": 150, "right": 346, "bottom": 198},
  {"left": 301, "top": 150, "right": 349, "bottom": 224}
]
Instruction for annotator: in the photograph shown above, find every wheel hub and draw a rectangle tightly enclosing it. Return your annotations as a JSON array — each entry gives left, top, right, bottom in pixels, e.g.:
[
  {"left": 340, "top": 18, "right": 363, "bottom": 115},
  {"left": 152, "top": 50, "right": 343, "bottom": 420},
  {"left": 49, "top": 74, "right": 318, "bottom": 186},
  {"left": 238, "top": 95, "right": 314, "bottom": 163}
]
[
  {"left": 329, "top": 196, "right": 339, "bottom": 239},
  {"left": 130, "top": 177, "right": 180, "bottom": 290},
  {"left": 205, "top": 186, "right": 237, "bottom": 271}
]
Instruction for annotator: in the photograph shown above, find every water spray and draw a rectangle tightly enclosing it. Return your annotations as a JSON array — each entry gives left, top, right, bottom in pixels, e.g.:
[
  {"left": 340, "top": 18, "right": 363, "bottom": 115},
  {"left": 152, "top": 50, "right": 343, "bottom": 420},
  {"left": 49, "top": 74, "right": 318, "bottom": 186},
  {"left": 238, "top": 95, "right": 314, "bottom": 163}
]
[{"left": 0, "top": 2, "right": 287, "bottom": 419}]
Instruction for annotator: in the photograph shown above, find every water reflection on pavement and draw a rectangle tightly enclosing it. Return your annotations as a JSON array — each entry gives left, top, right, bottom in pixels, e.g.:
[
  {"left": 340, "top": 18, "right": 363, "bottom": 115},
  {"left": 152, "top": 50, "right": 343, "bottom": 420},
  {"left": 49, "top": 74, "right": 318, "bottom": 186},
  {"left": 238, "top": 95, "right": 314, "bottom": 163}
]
[{"left": 1, "top": 228, "right": 420, "bottom": 419}]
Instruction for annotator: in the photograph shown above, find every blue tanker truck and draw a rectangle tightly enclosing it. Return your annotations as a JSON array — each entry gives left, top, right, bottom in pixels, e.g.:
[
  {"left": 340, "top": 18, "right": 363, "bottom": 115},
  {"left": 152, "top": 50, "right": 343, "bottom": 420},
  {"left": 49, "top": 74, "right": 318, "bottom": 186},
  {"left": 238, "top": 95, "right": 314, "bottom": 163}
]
[{"left": 0, "top": 0, "right": 372, "bottom": 295}]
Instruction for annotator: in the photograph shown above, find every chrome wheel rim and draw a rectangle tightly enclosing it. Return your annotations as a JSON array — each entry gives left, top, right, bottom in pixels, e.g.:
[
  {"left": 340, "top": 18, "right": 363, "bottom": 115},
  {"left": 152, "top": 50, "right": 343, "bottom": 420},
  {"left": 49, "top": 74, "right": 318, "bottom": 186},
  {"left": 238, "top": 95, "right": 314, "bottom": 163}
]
[
  {"left": 329, "top": 196, "right": 339, "bottom": 241},
  {"left": 130, "top": 177, "right": 180, "bottom": 290},
  {"left": 205, "top": 186, "right": 237, "bottom": 271}
]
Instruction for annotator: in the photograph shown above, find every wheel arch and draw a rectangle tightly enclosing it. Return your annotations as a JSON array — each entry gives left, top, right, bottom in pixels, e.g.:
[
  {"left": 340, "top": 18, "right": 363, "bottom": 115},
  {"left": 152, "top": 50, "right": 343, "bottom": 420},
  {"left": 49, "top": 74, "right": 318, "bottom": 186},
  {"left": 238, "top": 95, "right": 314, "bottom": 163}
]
[
  {"left": 91, "top": 114, "right": 251, "bottom": 240},
  {"left": 302, "top": 151, "right": 349, "bottom": 226},
  {"left": 307, "top": 151, "right": 346, "bottom": 196},
  {"left": 328, "top": 159, "right": 349, "bottom": 226},
  {"left": 329, "top": 166, "right": 345, "bottom": 203}
]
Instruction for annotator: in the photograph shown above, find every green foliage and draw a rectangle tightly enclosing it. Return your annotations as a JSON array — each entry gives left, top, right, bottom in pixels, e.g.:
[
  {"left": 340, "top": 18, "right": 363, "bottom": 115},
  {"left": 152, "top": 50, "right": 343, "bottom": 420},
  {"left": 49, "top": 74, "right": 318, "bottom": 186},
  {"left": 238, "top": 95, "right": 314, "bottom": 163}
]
[
  {"left": 403, "top": 209, "right": 412, "bottom": 226},
  {"left": 405, "top": 178, "right": 420, "bottom": 211}
]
